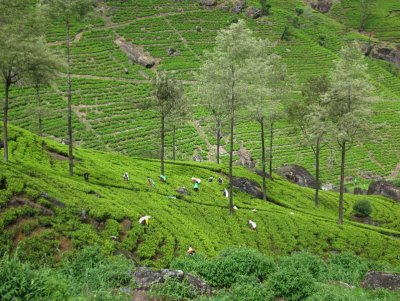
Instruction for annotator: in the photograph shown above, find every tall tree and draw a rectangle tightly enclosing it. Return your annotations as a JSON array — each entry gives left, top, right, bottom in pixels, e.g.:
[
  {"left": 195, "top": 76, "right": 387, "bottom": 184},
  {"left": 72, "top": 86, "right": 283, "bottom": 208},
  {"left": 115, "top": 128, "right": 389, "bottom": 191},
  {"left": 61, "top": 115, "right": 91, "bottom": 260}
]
[
  {"left": 0, "top": 0, "right": 47, "bottom": 162},
  {"left": 168, "top": 94, "right": 190, "bottom": 161},
  {"left": 152, "top": 73, "right": 183, "bottom": 175},
  {"left": 247, "top": 52, "right": 288, "bottom": 201},
  {"left": 198, "top": 20, "right": 268, "bottom": 214},
  {"left": 42, "top": 0, "right": 94, "bottom": 176},
  {"left": 27, "top": 47, "right": 64, "bottom": 136},
  {"left": 287, "top": 75, "right": 330, "bottom": 208},
  {"left": 266, "top": 60, "right": 291, "bottom": 181},
  {"left": 325, "top": 43, "right": 373, "bottom": 225},
  {"left": 198, "top": 79, "right": 227, "bottom": 164}
]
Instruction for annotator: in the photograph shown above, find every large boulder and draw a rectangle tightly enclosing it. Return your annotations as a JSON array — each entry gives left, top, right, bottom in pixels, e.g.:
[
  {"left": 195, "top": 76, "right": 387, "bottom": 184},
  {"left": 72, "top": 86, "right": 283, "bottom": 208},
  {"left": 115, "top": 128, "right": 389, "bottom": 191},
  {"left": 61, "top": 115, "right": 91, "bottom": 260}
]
[
  {"left": 362, "top": 271, "right": 400, "bottom": 290},
  {"left": 367, "top": 181, "right": 400, "bottom": 202},
  {"left": 309, "top": 0, "right": 334, "bottom": 13},
  {"left": 199, "top": 0, "right": 217, "bottom": 7},
  {"left": 246, "top": 6, "right": 262, "bottom": 19},
  {"left": 231, "top": 0, "right": 246, "bottom": 14},
  {"left": 231, "top": 177, "right": 263, "bottom": 199},
  {"left": 362, "top": 42, "right": 400, "bottom": 69},
  {"left": 134, "top": 267, "right": 212, "bottom": 295},
  {"left": 115, "top": 37, "right": 156, "bottom": 68},
  {"left": 276, "top": 164, "right": 316, "bottom": 188}
]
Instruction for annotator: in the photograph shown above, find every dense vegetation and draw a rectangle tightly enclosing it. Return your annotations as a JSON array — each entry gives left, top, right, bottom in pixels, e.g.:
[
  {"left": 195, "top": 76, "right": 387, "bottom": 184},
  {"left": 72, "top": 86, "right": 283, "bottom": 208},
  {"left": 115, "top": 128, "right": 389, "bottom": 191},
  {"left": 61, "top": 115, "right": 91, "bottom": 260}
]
[
  {"left": 1, "top": 126, "right": 400, "bottom": 267},
  {"left": 1, "top": 1, "right": 400, "bottom": 299},
  {"left": 1, "top": 0, "right": 399, "bottom": 187}
]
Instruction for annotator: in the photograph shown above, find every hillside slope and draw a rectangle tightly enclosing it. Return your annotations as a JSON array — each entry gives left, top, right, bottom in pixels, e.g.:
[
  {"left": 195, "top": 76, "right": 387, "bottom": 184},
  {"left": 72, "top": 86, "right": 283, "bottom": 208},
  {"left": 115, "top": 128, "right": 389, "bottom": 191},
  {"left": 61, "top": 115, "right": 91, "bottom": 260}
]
[
  {"left": 0, "top": 0, "right": 399, "bottom": 187},
  {"left": 1, "top": 126, "right": 400, "bottom": 267}
]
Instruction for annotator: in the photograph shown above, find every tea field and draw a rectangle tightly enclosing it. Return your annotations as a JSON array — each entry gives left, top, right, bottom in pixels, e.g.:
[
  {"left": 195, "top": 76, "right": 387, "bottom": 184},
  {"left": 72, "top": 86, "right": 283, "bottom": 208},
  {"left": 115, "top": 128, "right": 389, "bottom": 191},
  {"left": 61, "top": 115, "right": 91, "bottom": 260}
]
[
  {"left": 1, "top": 125, "right": 400, "bottom": 268},
  {"left": 1, "top": 0, "right": 400, "bottom": 186}
]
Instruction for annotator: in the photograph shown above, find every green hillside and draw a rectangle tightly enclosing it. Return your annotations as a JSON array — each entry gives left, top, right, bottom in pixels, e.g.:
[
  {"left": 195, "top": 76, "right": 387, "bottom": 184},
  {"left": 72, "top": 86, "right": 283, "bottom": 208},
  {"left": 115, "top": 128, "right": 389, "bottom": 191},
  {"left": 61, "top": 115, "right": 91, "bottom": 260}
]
[
  {"left": 1, "top": 0, "right": 399, "bottom": 188},
  {"left": 1, "top": 126, "right": 400, "bottom": 268}
]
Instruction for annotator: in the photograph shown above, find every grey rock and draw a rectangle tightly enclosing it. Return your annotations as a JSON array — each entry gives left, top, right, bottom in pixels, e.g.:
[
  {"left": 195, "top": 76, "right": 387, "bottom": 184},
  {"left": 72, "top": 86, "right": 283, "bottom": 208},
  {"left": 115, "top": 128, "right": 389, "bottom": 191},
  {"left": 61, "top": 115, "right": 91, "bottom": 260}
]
[
  {"left": 231, "top": 177, "right": 263, "bottom": 199},
  {"left": 193, "top": 154, "right": 203, "bottom": 162},
  {"left": 115, "top": 37, "right": 156, "bottom": 68},
  {"left": 354, "top": 187, "right": 367, "bottom": 195},
  {"left": 310, "top": 0, "right": 334, "bottom": 13},
  {"left": 362, "top": 271, "right": 400, "bottom": 290},
  {"left": 199, "top": 0, "right": 217, "bottom": 7},
  {"left": 175, "top": 187, "right": 190, "bottom": 195},
  {"left": 362, "top": 42, "right": 400, "bottom": 69},
  {"left": 367, "top": 181, "right": 400, "bottom": 202},
  {"left": 276, "top": 164, "right": 316, "bottom": 188},
  {"left": 246, "top": 6, "right": 262, "bottom": 19},
  {"left": 134, "top": 267, "right": 212, "bottom": 295},
  {"left": 231, "top": 0, "right": 246, "bottom": 14}
]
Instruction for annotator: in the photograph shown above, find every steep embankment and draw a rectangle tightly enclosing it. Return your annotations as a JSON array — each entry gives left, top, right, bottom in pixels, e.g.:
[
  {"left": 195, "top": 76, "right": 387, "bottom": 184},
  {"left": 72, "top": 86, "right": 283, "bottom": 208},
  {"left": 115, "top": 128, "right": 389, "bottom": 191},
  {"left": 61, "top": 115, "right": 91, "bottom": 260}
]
[
  {"left": 0, "top": 0, "right": 399, "bottom": 187},
  {"left": 1, "top": 126, "right": 399, "bottom": 267}
]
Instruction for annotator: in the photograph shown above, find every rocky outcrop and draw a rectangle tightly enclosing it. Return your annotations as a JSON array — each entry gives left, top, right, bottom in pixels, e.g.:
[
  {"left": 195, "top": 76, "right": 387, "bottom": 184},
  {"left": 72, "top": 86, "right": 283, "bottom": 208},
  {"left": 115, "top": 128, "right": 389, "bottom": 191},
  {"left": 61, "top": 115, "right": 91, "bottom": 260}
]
[
  {"left": 115, "top": 37, "right": 156, "bottom": 68},
  {"left": 199, "top": 0, "right": 217, "bottom": 7},
  {"left": 134, "top": 267, "right": 212, "bottom": 295},
  {"left": 175, "top": 187, "right": 190, "bottom": 195},
  {"left": 231, "top": 177, "right": 263, "bottom": 199},
  {"left": 367, "top": 181, "right": 400, "bottom": 202},
  {"left": 362, "top": 271, "right": 400, "bottom": 290},
  {"left": 362, "top": 42, "right": 400, "bottom": 69},
  {"left": 353, "top": 187, "right": 367, "bottom": 195},
  {"left": 246, "top": 6, "right": 262, "bottom": 19},
  {"left": 309, "top": 0, "right": 334, "bottom": 13},
  {"left": 276, "top": 165, "right": 316, "bottom": 188},
  {"left": 231, "top": 0, "right": 246, "bottom": 14}
]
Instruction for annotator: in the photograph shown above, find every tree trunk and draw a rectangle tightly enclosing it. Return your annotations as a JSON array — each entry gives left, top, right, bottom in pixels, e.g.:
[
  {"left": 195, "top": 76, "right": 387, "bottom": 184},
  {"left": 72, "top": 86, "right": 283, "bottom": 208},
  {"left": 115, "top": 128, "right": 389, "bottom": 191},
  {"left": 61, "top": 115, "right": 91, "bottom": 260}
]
[
  {"left": 3, "top": 79, "right": 10, "bottom": 162},
  {"left": 36, "top": 84, "right": 42, "bottom": 137},
  {"left": 229, "top": 66, "right": 235, "bottom": 215},
  {"left": 315, "top": 138, "right": 320, "bottom": 208},
  {"left": 160, "top": 115, "right": 165, "bottom": 175},
  {"left": 269, "top": 121, "right": 274, "bottom": 180},
  {"left": 229, "top": 112, "right": 234, "bottom": 215},
  {"left": 338, "top": 142, "right": 346, "bottom": 225},
  {"left": 66, "top": 19, "right": 73, "bottom": 176},
  {"left": 172, "top": 124, "right": 176, "bottom": 161},
  {"left": 260, "top": 117, "right": 267, "bottom": 201},
  {"left": 216, "top": 118, "right": 220, "bottom": 164}
]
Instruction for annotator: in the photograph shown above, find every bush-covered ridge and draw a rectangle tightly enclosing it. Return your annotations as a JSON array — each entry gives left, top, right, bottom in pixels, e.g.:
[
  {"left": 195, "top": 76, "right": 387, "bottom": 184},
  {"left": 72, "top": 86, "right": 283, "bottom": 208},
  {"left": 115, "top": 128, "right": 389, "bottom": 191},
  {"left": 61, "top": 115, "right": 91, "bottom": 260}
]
[{"left": 1, "top": 126, "right": 400, "bottom": 268}]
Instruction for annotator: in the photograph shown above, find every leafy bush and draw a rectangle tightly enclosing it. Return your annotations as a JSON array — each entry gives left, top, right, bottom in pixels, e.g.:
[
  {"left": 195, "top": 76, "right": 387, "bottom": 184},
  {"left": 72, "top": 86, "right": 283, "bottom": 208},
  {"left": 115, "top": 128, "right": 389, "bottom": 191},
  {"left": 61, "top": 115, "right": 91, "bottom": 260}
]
[
  {"left": 353, "top": 200, "right": 372, "bottom": 217},
  {"left": 269, "top": 264, "right": 316, "bottom": 301},
  {"left": 277, "top": 252, "right": 327, "bottom": 281}
]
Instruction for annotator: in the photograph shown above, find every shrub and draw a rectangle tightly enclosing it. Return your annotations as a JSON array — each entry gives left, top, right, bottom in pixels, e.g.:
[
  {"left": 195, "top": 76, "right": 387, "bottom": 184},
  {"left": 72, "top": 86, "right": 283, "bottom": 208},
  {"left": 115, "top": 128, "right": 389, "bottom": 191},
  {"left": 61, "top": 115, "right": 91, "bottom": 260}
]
[
  {"left": 295, "top": 7, "right": 304, "bottom": 16},
  {"left": 353, "top": 200, "right": 372, "bottom": 217},
  {"left": 269, "top": 264, "right": 316, "bottom": 301},
  {"left": 208, "top": 248, "right": 276, "bottom": 287},
  {"left": 277, "top": 252, "right": 327, "bottom": 281}
]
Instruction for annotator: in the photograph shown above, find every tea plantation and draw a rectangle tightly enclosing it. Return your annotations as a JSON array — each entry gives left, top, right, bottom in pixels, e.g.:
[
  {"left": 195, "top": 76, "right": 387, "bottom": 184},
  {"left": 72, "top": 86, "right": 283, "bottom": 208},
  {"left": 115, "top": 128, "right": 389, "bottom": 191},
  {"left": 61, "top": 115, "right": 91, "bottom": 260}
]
[
  {"left": 2, "top": 125, "right": 400, "bottom": 299},
  {"left": 1, "top": 0, "right": 399, "bottom": 188},
  {"left": 1, "top": 125, "right": 400, "bottom": 267}
]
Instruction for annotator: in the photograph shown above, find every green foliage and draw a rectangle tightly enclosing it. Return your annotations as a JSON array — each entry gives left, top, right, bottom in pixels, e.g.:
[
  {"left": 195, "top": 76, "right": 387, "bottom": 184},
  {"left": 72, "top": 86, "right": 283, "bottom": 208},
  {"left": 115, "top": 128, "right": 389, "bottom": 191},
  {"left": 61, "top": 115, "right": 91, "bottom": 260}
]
[
  {"left": 149, "top": 277, "right": 199, "bottom": 301},
  {"left": 0, "top": 254, "right": 68, "bottom": 301},
  {"left": 353, "top": 199, "right": 373, "bottom": 217},
  {"left": 325, "top": 252, "right": 371, "bottom": 285},
  {"left": 259, "top": 0, "right": 271, "bottom": 16},
  {"left": 269, "top": 263, "right": 316, "bottom": 301}
]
